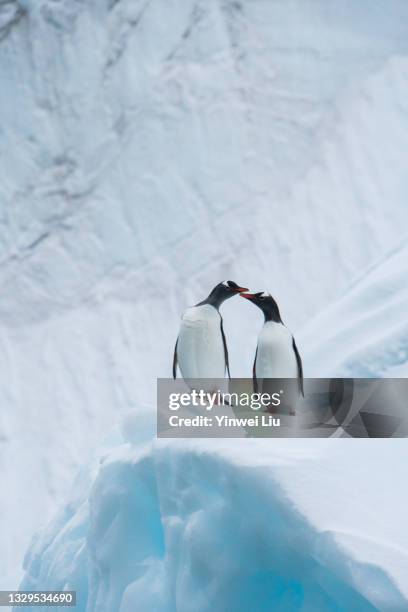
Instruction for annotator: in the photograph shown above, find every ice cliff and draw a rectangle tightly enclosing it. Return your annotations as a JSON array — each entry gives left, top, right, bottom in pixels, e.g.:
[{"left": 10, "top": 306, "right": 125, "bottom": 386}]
[{"left": 1, "top": 0, "right": 408, "bottom": 594}]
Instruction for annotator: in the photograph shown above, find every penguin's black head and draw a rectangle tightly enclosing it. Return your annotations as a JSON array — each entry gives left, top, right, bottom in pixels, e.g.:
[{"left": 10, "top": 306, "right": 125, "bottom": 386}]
[
  {"left": 240, "top": 291, "right": 282, "bottom": 323},
  {"left": 218, "top": 280, "right": 248, "bottom": 296},
  {"left": 197, "top": 280, "right": 248, "bottom": 308}
]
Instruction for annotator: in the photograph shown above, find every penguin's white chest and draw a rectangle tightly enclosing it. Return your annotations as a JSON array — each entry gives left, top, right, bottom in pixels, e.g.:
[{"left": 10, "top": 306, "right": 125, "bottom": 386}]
[
  {"left": 177, "top": 304, "right": 225, "bottom": 379},
  {"left": 255, "top": 322, "right": 298, "bottom": 379}
]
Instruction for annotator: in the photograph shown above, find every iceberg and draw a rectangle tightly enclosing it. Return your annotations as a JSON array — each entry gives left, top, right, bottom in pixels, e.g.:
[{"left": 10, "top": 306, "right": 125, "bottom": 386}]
[
  {"left": 1, "top": 0, "right": 408, "bottom": 598},
  {"left": 18, "top": 414, "right": 408, "bottom": 611}
]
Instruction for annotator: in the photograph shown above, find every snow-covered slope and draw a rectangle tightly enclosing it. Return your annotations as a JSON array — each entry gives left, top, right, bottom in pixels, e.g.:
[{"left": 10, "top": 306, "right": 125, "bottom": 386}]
[
  {"left": 1, "top": 0, "right": 408, "bottom": 593},
  {"left": 301, "top": 240, "right": 408, "bottom": 377},
  {"left": 19, "top": 420, "right": 408, "bottom": 612}
]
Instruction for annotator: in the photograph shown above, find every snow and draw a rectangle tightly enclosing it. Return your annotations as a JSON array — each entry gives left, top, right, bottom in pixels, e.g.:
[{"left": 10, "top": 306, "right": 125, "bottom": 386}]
[
  {"left": 0, "top": 0, "right": 407, "bottom": 603},
  {"left": 300, "top": 240, "right": 408, "bottom": 377},
  {"left": 18, "top": 424, "right": 408, "bottom": 611}
]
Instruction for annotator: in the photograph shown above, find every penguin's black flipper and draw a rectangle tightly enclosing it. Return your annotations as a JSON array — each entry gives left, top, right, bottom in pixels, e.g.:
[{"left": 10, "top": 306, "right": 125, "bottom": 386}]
[
  {"left": 220, "top": 317, "right": 231, "bottom": 379},
  {"left": 172, "top": 338, "right": 178, "bottom": 379},
  {"left": 252, "top": 347, "right": 258, "bottom": 393},
  {"left": 292, "top": 337, "right": 304, "bottom": 397}
]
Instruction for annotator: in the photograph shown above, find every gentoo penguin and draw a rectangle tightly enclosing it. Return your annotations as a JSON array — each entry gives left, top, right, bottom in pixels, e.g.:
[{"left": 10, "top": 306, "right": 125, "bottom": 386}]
[
  {"left": 173, "top": 281, "right": 248, "bottom": 383},
  {"left": 241, "top": 291, "right": 303, "bottom": 412}
]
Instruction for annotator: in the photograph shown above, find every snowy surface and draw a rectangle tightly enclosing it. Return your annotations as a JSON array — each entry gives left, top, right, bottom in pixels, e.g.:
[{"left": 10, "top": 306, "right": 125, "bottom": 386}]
[
  {"left": 301, "top": 240, "right": 408, "bottom": 377},
  {"left": 0, "top": 0, "right": 408, "bottom": 599},
  {"left": 19, "top": 417, "right": 408, "bottom": 611}
]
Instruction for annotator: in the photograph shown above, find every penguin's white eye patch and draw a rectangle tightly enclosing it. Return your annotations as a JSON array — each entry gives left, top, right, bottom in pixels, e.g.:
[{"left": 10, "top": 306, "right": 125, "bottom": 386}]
[
  {"left": 222, "top": 281, "right": 229, "bottom": 287},
  {"left": 261, "top": 292, "right": 270, "bottom": 298}
]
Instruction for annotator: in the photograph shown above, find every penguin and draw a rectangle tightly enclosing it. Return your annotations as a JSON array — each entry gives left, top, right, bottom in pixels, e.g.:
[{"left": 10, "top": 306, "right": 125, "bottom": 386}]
[
  {"left": 240, "top": 291, "right": 304, "bottom": 412},
  {"left": 173, "top": 281, "right": 248, "bottom": 384}
]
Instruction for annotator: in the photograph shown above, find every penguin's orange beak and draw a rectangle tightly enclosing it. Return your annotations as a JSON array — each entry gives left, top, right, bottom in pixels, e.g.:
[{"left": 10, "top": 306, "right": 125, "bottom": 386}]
[
  {"left": 240, "top": 293, "right": 256, "bottom": 299},
  {"left": 235, "top": 286, "right": 248, "bottom": 293}
]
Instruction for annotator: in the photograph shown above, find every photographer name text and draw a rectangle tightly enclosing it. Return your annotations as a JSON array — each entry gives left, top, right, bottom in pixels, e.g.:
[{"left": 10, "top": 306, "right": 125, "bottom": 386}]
[{"left": 168, "top": 414, "right": 280, "bottom": 428}]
